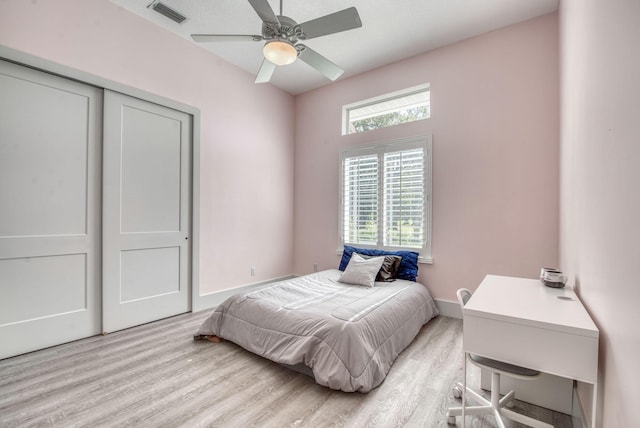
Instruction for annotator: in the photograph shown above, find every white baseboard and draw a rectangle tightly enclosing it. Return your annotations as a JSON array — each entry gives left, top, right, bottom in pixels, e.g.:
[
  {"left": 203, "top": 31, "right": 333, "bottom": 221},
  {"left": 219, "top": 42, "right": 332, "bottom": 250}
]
[
  {"left": 435, "top": 299, "right": 461, "bottom": 318},
  {"left": 193, "top": 275, "right": 296, "bottom": 312}
]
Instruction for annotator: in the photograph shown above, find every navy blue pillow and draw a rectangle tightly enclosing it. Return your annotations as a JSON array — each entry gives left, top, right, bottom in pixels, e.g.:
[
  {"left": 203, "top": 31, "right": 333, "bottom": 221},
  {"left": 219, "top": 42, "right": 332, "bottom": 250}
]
[{"left": 338, "top": 245, "right": 419, "bottom": 282}]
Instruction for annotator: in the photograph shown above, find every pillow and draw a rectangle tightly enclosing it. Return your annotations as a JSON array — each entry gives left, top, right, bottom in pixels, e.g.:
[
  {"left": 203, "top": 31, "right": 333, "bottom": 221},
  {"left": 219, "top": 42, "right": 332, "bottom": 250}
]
[
  {"left": 339, "top": 245, "right": 420, "bottom": 282},
  {"left": 359, "top": 254, "right": 402, "bottom": 282},
  {"left": 338, "top": 253, "right": 385, "bottom": 287}
]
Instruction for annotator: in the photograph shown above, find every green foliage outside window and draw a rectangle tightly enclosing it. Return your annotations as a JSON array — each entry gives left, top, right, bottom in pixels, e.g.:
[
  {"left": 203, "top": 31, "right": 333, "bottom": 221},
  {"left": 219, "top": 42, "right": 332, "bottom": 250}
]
[{"left": 349, "top": 106, "right": 430, "bottom": 134}]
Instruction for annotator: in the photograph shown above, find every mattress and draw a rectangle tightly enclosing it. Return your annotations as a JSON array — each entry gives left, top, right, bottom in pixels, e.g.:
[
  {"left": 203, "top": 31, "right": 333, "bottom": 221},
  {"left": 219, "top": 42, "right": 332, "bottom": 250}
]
[{"left": 195, "top": 269, "right": 439, "bottom": 392}]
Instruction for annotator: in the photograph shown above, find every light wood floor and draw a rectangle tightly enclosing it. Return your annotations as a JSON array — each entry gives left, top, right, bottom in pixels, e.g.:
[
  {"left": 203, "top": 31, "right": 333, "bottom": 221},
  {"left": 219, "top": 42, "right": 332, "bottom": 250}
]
[{"left": 0, "top": 311, "right": 572, "bottom": 427}]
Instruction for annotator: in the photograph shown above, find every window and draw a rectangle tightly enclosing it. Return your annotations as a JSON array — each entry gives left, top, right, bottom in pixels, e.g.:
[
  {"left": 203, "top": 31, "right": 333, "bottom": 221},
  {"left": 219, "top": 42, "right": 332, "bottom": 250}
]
[
  {"left": 342, "top": 84, "right": 430, "bottom": 135},
  {"left": 340, "top": 136, "right": 432, "bottom": 262}
]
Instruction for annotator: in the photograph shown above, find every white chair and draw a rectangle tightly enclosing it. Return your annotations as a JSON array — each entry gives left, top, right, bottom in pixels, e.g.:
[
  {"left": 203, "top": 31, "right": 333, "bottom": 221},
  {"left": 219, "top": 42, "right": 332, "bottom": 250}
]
[{"left": 446, "top": 288, "right": 553, "bottom": 428}]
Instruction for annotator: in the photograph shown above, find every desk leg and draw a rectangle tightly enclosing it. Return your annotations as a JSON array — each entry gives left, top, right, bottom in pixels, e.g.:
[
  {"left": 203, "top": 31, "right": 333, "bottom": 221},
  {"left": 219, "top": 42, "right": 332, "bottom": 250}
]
[
  {"left": 462, "top": 352, "right": 466, "bottom": 427},
  {"left": 591, "top": 382, "right": 597, "bottom": 428}
]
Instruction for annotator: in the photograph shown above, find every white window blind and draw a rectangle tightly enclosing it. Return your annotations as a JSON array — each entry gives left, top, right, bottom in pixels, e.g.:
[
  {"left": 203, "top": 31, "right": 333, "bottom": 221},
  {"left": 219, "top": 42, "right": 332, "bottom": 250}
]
[
  {"left": 383, "top": 148, "right": 425, "bottom": 248},
  {"left": 340, "top": 136, "right": 432, "bottom": 260},
  {"left": 343, "top": 154, "right": 379, "bottom": 245}
]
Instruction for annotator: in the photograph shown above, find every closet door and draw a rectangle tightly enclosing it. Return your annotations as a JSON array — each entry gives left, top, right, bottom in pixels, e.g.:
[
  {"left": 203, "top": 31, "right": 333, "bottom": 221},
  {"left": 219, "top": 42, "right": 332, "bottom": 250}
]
[
  {"left": 0, "top": 60, "right": 102, "bottom": 359},
  {"left": 102, "top": 90, "right": 191, "bottom": 333}
]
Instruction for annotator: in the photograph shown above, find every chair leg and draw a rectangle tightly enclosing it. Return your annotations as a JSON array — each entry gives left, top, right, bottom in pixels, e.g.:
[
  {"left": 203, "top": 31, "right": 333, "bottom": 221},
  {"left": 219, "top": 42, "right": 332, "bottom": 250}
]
[
  {"left": 449, "top": 405, "right": 498, "bottom": 417},
  {"left": 490, "top": 373, "right": 507, "bottom": 428},
  {"left": 499, "top": 390, "right": 515, "bottom": 407},
  {"left": 454, "top": 382, "right": 490, "bottom": 405},
  {"left": 492, "top": 408, "right": 507, "bottom": 428},
  {"left": 446, "top": 385, "right": 493, "bottom": 425},
  {"left": 447, "top": 404, "right": 498, "bottom": 425},
  {"left": 448, "top": 370, "right": 555, "bottom": 428},
  {"left": 491, "top": 372, "right": 501, "bottom": 408}
]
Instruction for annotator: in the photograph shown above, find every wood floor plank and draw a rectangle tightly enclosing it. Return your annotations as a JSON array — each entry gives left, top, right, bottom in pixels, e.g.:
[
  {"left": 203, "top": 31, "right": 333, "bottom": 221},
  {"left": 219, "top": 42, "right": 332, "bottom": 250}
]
[{"left": 0, "top": 311, "right": 573, "bottom": 428}]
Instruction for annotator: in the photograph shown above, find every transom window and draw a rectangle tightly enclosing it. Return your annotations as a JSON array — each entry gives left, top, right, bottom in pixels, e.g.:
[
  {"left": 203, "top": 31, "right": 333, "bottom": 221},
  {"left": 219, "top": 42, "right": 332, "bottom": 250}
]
[
  {"left": 340, "top": 136, "right": 432, "bottom": 262},
  {"left": 342, "top": 84, "right": 430, "bottom": 135}
]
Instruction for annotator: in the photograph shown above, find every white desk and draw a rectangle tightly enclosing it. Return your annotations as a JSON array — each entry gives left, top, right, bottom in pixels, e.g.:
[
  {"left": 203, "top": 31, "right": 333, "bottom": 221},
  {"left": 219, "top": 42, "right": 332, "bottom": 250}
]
[{"left": 463, "top": 275, "right": 599, "bottom": 427}]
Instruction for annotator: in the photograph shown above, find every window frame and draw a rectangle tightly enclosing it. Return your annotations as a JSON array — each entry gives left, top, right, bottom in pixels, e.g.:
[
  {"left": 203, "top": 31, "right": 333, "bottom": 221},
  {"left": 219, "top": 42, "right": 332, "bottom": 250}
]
[
  {"left": 341, "top": 83, "right": 431, "bottom": 136},
  {"left": 339, "top": 135, "right": 433, "bottom": 263}
]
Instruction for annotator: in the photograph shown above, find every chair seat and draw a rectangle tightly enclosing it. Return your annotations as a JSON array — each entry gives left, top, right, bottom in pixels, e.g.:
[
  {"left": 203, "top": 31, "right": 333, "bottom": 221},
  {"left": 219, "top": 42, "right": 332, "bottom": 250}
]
[{"left": 469, "top": 353, "right": 539, "bottom": 377}]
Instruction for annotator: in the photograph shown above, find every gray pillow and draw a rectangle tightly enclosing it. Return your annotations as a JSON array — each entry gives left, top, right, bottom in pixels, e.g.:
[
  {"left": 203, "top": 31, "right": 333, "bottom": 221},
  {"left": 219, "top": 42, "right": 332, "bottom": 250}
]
[
  {"left": 338, "top": 253, "right": 385, "bottom": 287},
  {"left": 359, "top": 253, "right": 402, "bottom": 282}
]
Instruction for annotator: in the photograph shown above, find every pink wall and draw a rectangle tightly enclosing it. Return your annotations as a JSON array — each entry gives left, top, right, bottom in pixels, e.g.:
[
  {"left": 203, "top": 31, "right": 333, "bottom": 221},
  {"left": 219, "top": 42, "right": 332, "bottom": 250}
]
[
  {"left": 293, "top": 14, "right": 560, "bottom": 300},
  {"left": 0, "top": 0, "right": 295, "bottom": 296},
  {"left": 560, "top": 1, "right": 640, "bottom": 426}
]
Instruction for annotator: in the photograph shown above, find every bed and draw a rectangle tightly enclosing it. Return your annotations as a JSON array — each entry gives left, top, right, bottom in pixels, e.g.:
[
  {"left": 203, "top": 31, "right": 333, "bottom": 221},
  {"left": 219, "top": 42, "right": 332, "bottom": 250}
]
[{"left": 195, "top": 261, "right": 438, "bottom": 392}]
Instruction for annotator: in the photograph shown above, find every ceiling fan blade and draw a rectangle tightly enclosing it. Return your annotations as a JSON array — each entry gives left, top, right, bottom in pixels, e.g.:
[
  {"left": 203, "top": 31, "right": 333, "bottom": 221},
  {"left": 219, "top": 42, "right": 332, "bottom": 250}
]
[
  {"left": 299, "top": 7, "right": 362, "bottom": 40},
  {"left": 191, "top": 34, "right": 263, "bottom": 42},
  {"left": 297, "top": 45, "right": 344, "bottom": 81},
  {"left": 255, "top": 59, "right": 277, "bottom": 83},
  {"left": 248, "top": 0, "right": 280, "bottom": 24}
]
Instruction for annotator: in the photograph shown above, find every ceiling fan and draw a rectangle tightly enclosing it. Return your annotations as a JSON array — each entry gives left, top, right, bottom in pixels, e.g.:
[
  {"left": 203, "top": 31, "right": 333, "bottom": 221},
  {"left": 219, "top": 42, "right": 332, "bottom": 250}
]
[{"left": 191, "top": 0, "right": 362, "bottom": 83}]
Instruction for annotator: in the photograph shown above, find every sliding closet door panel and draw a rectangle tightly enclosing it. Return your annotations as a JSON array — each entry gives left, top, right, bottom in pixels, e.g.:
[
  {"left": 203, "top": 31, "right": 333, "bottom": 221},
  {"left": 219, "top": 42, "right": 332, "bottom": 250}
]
[
  {"left": 120, "top": 106, "right": 182, "bottom": 233},
  {"left": 120, "top": 247, "right": 180, "bottom": 302},
  {"left": 103, "top": 90, "right": 191, "bottom": 333},
  {"left": 0, "top": 254, "right": 87, "bottom": 325},
  {"left": 0, "top": 74, "right": 90, "bottom": 236},
  {"left": 0, "top": 60, "right": 102, "bottom": 359}
]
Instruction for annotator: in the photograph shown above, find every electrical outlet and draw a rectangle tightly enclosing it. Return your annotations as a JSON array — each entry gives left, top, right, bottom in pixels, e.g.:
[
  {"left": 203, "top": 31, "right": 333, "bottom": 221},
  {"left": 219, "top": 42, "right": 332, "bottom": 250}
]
[
  {"left": 250, "top": 267, "right": 256, "bottom": 276},
  {"left": 313, "top": 263, "right": 318, "bottom": 272}
]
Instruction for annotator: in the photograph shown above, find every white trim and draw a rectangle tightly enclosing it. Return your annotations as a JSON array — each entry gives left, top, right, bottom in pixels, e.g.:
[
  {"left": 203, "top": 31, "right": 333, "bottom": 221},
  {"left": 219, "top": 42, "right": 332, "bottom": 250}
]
[
  {"left": 335, "top": 247, "right": 433, "bottom": 264},
  {"left": 0, "top": 46, "right": 199, "bottom": 117},
  {"left": 193, "top": 275, "right": 296, "bottom": 312},
  {"left": 0, "top": 45, "right": 202, "bottom": 316},
  {"left": 338, "top": 135, "right": 433, "bottom": 261},
  {"left": 435, "top": 299, "right": 461, "bottom": 318},
  {"left": 342, "top": 83, "right": 431, "bottom": 135},
  {"left": 424, "top": 138, "right": 433, "bottom": 260},
  {"left": 191, "top": 114, "right": 202, "bottom": 313},
  {"left": 340, "top": 135, "right": 430, "bottom": 157}
]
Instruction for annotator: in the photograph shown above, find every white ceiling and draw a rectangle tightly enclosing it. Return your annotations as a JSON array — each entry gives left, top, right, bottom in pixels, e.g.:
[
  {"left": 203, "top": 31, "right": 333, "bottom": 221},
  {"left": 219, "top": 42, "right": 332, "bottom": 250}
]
[{"left": 110, "top": 0, "right": 558, "bottom": 95}]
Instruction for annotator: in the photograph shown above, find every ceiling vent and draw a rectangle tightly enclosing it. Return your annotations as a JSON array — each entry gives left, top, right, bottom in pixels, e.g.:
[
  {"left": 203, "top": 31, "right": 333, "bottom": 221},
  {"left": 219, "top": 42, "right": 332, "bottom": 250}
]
[{"left": 150, "top": 1, "right": 187, "bottom": 24}]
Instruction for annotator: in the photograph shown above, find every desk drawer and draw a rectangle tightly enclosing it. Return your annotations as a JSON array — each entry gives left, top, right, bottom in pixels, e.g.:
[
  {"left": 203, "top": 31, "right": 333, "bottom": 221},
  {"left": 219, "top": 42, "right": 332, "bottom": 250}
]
[{"left": 464, "top": 314, "right": 598, "bottom": 384}]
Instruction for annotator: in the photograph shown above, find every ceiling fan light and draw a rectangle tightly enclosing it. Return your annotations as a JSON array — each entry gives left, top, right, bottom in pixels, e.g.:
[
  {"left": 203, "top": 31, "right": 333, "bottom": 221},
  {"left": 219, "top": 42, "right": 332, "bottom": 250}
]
[{"left": 263, "top": 40, "right": 297, "bottom": 66}]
